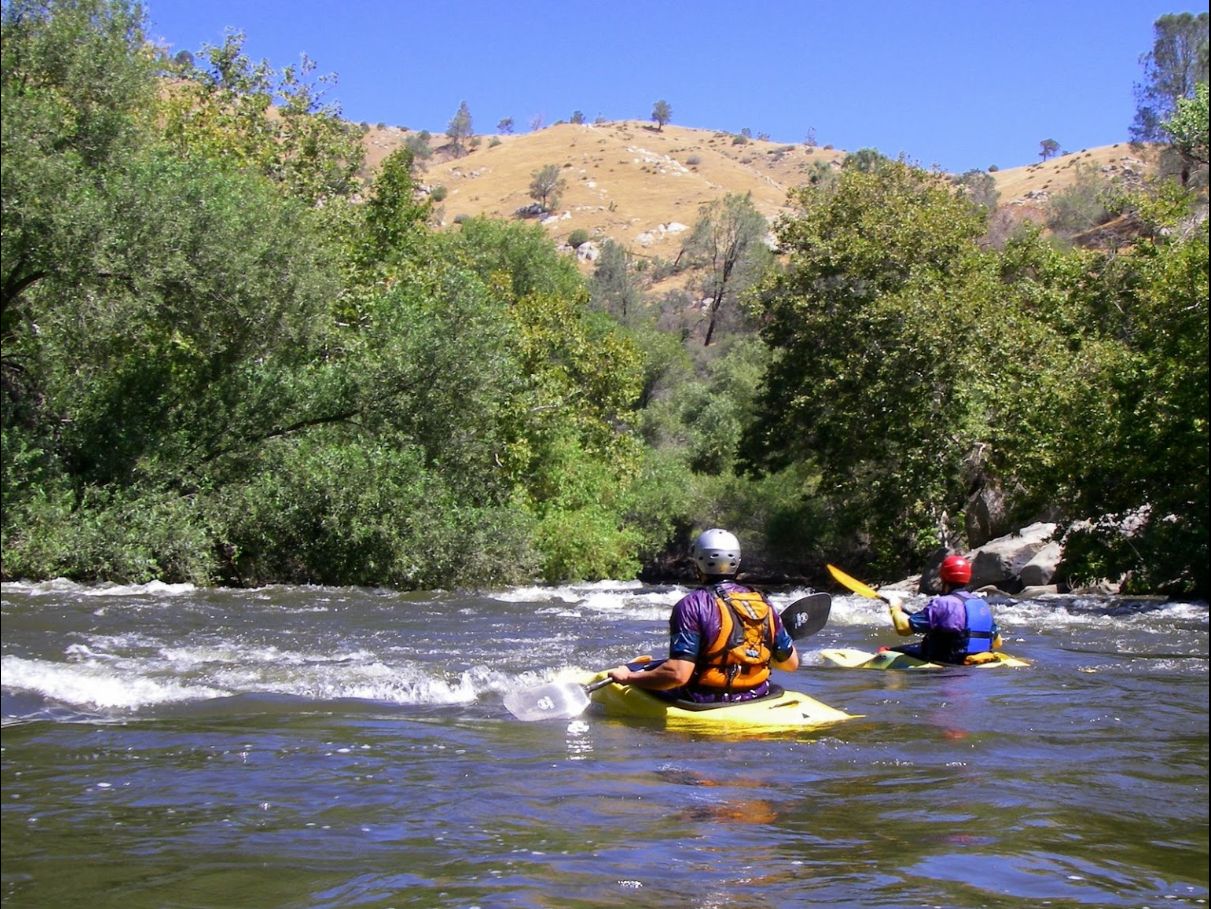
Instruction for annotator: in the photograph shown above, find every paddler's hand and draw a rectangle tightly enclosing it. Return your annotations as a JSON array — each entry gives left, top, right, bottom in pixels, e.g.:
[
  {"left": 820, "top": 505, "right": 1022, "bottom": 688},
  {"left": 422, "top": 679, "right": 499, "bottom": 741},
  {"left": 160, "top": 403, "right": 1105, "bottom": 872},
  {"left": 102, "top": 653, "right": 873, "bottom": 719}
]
[
  {"left": 883, "top": 591, "right": 912, "bottom": 635},
  {"left": 607, "top": 666, "right": 632, "bottom": 684}
]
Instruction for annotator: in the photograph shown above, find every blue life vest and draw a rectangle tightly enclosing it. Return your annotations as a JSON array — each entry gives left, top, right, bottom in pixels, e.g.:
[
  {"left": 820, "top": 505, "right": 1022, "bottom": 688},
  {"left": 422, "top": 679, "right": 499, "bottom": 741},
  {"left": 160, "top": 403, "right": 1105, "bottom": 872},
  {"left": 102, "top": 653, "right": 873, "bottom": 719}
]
[{"left": 923, "top": 591, "right": 995, "bottom": 661}]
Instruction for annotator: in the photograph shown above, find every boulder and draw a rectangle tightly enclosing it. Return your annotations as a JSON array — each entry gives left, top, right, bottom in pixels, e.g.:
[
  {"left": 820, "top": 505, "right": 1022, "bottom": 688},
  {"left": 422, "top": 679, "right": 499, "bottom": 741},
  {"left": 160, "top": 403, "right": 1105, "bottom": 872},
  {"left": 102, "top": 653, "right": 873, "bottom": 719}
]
[
  {"left": 965, "top": 480, "right": 1009, "bottom": 548},
  {"left": 1019, "top": 541, "right": 1062, "bottom": 587},
  {"left": 968, "top": 522, "right": 1057, "bottom": 592}
]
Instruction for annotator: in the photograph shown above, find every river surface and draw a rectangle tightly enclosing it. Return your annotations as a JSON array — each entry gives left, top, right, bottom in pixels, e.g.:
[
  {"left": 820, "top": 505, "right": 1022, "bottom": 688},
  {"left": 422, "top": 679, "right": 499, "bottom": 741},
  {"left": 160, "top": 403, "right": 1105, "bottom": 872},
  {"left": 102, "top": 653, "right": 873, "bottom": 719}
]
[{"left": 2, "top": 579, "right": 1207, "bottom": 909}]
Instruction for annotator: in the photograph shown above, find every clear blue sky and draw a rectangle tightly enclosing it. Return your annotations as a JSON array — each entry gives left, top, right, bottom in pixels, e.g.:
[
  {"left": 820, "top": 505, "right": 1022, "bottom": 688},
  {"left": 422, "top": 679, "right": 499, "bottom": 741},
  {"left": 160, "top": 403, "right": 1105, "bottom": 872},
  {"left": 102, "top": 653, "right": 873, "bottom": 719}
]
[{"left": 142, "top": 0, "right": 1208, "bottom": 174}]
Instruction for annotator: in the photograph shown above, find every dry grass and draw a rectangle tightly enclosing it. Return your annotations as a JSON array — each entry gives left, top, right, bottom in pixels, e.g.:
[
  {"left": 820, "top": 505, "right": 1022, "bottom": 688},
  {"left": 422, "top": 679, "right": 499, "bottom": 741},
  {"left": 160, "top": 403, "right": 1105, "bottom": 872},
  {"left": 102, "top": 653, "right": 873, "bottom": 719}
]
[
  {"left": 991, "top": 142, "right": 1163, "bottom": 201},
  {"left": 359, "top": 121, "right": 1164, "bottom": 264},
  {"left": 363, "top": 121, "right": 844, "bottom": 258}
]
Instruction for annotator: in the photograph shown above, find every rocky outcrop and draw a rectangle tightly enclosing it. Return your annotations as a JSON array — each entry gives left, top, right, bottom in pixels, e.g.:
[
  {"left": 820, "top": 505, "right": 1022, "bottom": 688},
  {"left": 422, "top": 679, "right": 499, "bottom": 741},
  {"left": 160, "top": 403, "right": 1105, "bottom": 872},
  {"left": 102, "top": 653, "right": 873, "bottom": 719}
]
[
  {"left": 968, "top": 522, "right": 1057, "bottom": 592},
  {"left": 908, "top": 522, "right": 1066, "bottom": 597}
]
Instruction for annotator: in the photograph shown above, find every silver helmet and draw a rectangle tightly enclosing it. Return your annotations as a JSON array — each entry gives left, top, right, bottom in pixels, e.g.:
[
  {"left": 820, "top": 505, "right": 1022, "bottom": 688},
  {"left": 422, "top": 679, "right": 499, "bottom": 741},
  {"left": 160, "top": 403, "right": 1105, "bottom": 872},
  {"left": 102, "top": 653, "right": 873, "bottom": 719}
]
[{"left": 691, "top": 528, "right": 741, "bottom": 577}]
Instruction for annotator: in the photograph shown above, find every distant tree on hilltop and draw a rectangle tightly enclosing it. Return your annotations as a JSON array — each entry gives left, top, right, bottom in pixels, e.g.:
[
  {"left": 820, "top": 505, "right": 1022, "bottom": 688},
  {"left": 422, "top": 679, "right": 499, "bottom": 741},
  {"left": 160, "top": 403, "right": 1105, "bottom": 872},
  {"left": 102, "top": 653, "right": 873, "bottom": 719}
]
[
  {"left": 1039, "top": 138, "right": 1060, "bottom": 161},
  {"left": 446, "top": 100, "right": 473, "bottom": 155},
  {"left": 1131, "top": 12, "right": 1209, "bottom": 142},
  {"left": 651, "top": 99, "right": 672, "bottom": 130}
]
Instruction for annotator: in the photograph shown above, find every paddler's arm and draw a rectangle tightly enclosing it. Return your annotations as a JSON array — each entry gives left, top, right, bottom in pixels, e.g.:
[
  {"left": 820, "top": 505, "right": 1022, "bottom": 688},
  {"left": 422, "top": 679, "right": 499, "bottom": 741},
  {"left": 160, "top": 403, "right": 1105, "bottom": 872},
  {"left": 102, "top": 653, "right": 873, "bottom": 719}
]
[
  {"left": 771, "top": 647, "right": 800, "bottom": 671},
  {"left": 770, "top": 624, "right": 800, "bottom": 671},
  {"left": 882, "top": 591, "right": 914, "bottom": 637},
  {"left": 608, "top": 658, "right": 695, "bottom": 690}
]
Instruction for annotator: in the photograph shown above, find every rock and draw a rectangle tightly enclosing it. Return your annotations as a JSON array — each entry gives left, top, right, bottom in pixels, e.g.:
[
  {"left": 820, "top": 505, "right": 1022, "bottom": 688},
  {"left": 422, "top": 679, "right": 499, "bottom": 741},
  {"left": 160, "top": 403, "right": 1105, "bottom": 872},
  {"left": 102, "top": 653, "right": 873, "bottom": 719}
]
[
  {"left": 965, "top": 479, "right": 1009, "bottom": 548},
  {"left": 916, "top": 547, "right": 950, "bottom": 594},
  {"left": 968, "top": 522, "right": 1058, "bottom": 593},
  {"left": 1019, "top": 541, "right": 1063, "bottom": 587},
  {"left": 1017, "top": 584, "right": 1061, "bottom": 599}
]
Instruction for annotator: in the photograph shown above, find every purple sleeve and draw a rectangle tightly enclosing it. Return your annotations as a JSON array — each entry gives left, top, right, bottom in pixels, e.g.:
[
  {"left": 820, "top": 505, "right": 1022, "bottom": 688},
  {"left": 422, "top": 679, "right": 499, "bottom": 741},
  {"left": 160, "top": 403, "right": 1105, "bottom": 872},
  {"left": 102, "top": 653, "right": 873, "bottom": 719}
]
[
  {"left": 771, "top": 610, "right": 795, "bottom": 661},
  {"left": 668, "top": 588, "right": 719, "bottom": 661}
]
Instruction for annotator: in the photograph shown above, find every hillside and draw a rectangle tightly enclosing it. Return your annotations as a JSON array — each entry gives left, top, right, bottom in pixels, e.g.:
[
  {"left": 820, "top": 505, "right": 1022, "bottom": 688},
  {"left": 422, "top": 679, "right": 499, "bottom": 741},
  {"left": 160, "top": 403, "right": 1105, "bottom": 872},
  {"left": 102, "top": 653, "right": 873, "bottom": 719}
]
[{"left": 360, "top": 121, "right": 1164, "bottom": 263}]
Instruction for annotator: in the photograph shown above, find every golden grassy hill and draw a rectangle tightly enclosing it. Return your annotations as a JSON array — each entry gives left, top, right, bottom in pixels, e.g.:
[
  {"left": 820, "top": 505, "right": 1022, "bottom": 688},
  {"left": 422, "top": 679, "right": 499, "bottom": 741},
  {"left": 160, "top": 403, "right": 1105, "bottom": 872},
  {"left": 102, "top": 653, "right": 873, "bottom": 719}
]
[
  {"left": 360, "top": 120, "right": 1165, "bottom": 262},
  {"left": 991, "top": 141, "right": 1162, "bottom": 201},
  {"left": 364, "top": 121, "right": 844, "bottom": 259}
]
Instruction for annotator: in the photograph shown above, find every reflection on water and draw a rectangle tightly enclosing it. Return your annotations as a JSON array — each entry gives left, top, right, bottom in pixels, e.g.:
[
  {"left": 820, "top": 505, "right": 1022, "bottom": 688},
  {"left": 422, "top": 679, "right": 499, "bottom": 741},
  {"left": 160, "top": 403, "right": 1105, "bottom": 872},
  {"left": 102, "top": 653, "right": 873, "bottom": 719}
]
[{"left": 1, "top": 579, "right": 1207, "bottom": 908}]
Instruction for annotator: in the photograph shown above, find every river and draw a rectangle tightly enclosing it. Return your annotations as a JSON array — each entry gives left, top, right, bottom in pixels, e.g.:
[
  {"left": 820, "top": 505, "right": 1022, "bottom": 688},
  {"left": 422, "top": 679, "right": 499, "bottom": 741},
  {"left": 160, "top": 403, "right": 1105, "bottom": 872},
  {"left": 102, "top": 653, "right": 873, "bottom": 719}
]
[{"left": 2, "top": 579, "right": 1207, "bottom": 908}]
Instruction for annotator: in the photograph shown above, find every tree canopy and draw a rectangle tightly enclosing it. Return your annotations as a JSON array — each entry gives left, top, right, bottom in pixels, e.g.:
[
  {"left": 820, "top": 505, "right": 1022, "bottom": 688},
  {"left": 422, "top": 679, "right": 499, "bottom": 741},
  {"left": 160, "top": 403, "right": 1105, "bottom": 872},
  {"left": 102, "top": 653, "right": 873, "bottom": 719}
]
[{"left": 1131, "top": 12, "right": 1209, "bottom": 142}]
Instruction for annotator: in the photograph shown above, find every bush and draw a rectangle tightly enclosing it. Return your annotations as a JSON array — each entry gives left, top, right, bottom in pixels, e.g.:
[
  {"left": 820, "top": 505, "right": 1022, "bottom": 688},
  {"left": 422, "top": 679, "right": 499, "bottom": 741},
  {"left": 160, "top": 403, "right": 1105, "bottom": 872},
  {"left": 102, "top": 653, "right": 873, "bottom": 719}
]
[
  {"left": 567, "top": 228, "right": 590, "bottom": 248},
  {"left": 1, "top": 479, "right": 218, "bottom": 585}
]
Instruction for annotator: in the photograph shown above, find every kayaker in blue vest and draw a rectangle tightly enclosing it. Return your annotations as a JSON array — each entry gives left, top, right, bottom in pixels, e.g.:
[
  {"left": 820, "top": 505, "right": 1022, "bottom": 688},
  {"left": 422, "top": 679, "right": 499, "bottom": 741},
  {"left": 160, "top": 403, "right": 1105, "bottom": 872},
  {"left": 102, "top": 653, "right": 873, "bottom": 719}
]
[
  {"left": 883, "top": 554, "right": 1003, "bottom": 664},
  {"left": 607, "top": 528, "right": 800, "bottom": 702}
]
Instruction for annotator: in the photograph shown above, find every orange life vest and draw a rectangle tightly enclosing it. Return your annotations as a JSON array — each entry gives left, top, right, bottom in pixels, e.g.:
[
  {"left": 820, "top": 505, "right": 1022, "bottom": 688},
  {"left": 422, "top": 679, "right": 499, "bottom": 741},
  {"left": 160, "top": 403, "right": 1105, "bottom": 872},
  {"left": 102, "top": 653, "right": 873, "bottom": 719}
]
[{"left": 694, "top": 586, "right": 776, "bottom": 691}]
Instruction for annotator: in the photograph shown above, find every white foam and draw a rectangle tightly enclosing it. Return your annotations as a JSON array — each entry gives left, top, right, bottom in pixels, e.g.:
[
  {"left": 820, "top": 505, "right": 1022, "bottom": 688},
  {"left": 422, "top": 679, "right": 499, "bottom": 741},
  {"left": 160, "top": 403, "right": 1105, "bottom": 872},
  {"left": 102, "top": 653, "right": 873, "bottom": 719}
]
[
  {"left": 1, "top": 578, "right": 197, "bottom": 598},
  {"left": 1, "top": 655, "right": 227, "bottom": 708}
]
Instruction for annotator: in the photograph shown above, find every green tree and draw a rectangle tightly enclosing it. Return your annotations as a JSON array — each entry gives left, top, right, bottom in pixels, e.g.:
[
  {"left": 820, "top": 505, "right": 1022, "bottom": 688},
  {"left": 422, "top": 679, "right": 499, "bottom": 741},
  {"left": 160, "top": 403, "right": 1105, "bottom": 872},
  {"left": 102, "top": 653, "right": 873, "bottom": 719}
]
[
  {"left": 651, "top": 99, "right": 672, "bottom": 130},
  {"left": 404, "top": 129, "right": 433, "bottom": 164},
  {"left": 746, "top": 160, "right": 992, "bottom": 570},
  {"left": 2, "top": 0, "right": 153, "bottom": 328},
  {"left": 446, "top": 100, "right": 474, "bottom": 155},
  {"left": 954, "top": 169, "right": 999, "bottom": 211},
  {"left": 1163, "top": 81, "right": 1209, "bottom": 185},
  {"left": 1039, "top": 138, "right": 1060, "bottom": 161},
  {"left": 1131, "top": 12, "right": 1209, "bottom": 142},
  {"left": 157, "top": 30, "right": 363, "bottom": 206},
  {"left": 590, "top": 239, "right": 642, "bottom": 322},
  {"left": 528, "top": 163, "right": 566, "bottom": 210},
  {"left": 842, "top": 147, "right": 891, "bottom": 172},
  {"left": 1045, "top": 163, "right": 1117, "bottom": 240},
  {"left": 497, "top": 117, "right": 514, "bottom": 134},
  {"left": 680, "top": 193, "right": 770, "bottom": 346}
]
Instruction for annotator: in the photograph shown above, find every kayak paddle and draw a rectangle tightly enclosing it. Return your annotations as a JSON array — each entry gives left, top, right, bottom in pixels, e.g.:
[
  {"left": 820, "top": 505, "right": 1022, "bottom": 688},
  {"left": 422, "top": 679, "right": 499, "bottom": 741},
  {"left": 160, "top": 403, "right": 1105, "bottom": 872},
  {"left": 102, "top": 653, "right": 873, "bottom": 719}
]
[
  {"left": 780, "top": 592, "right": 831, "bottom": 640},
  {"left": 504, "top": 594, "right": 832, "bottom": 722},
  {"left": 502, "top": 677, "right": 613, "bottom": 722},
  {"left": 826, "top": 563, "right": 891, "bottom": 603}
]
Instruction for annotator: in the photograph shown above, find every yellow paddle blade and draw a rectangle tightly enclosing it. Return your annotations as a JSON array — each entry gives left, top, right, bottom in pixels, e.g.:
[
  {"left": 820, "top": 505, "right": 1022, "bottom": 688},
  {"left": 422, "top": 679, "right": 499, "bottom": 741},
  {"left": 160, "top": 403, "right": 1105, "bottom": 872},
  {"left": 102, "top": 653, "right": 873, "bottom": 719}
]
[{"left": 826, "top": 563, "right": 882, "bottom": 600}]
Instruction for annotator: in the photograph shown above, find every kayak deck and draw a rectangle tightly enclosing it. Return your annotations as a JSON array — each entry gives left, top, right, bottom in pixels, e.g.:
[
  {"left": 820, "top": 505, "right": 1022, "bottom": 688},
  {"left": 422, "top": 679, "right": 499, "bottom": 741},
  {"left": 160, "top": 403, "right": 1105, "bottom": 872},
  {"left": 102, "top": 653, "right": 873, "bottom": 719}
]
[
  {"left": 820, "top": 648, "right": 1030, "bottom": 670},
  {"left": 578, "top": 668, "right": 857, "bottom": 733}
]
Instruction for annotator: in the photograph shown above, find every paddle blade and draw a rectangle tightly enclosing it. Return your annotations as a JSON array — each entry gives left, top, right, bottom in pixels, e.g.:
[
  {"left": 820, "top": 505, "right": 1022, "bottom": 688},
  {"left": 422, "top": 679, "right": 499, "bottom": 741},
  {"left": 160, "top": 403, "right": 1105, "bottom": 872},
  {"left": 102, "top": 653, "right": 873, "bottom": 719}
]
[
  {"left": 780, "top": 593, "right": 831, "bottom": 640},
  {"left": 503, "top": 680, "right": 592, "bottom": 722},
  {"left": 826, "top": 563, "right": 884, "bottom": 601}
]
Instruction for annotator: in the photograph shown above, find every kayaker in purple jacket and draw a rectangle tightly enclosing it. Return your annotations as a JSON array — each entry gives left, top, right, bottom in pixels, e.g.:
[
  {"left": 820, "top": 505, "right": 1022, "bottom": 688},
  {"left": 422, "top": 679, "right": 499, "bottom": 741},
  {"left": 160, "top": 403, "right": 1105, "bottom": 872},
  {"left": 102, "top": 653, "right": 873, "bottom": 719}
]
[
  {"left": 884, "top": 554, "right": 1003, "bottom": 664},
  {"left": 607, "top": 528, "right": 799, "bottom": 702}
]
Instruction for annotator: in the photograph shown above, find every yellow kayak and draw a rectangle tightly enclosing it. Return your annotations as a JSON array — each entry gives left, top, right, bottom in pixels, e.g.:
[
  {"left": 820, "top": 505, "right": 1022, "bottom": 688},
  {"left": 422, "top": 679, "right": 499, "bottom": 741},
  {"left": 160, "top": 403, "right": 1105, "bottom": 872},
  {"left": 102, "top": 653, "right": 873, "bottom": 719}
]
[
  {"left": 578, "top": 667, "right": 858, "bottom": 733},
  {"left": 820, "top": 648, "right": 1030, "bottom": 670}
]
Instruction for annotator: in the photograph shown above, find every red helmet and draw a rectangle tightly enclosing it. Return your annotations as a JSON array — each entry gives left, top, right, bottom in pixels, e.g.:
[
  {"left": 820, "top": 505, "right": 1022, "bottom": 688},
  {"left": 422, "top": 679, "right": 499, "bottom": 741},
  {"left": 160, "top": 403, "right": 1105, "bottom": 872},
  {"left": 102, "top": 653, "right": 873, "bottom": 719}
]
[{"left": 939, "top": 554, "right": 972, "bottom": 585}]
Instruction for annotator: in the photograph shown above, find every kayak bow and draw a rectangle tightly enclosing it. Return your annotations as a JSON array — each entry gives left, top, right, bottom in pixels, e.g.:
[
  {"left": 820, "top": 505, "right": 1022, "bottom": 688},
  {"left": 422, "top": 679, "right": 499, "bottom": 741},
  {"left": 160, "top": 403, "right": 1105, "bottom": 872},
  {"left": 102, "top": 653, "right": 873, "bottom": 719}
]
[{"left": 820, "top": 648, "right": 1030, "bottom": 670}]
